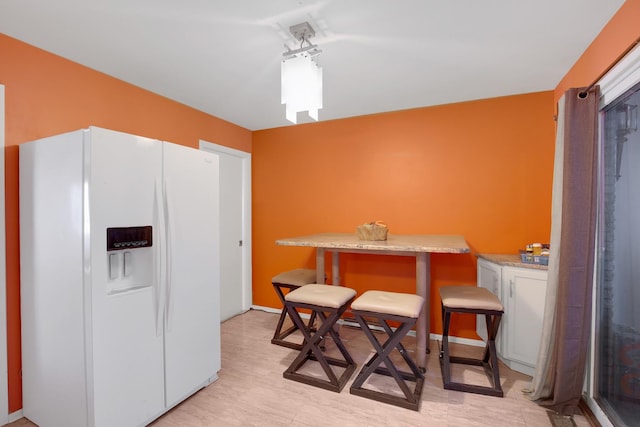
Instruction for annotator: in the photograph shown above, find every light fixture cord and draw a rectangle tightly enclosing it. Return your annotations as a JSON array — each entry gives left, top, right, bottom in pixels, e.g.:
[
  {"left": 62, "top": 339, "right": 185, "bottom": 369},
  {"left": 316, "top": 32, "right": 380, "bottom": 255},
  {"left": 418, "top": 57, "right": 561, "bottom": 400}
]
[{"left": 300, "top": 35, "right": 308, "bottom": 49}]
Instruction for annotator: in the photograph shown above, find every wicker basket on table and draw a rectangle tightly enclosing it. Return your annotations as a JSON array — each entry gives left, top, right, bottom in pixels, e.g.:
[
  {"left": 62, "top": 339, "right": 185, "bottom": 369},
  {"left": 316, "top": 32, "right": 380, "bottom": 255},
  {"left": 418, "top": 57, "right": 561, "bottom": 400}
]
[{"left": 356, "top": 221, "right": 388, "bottom": 241}]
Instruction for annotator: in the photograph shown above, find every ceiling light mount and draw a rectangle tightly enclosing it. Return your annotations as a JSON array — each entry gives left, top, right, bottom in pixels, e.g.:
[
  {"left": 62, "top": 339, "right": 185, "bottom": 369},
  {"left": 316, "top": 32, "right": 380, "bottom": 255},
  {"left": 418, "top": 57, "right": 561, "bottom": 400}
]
[
  {"left": 283, "top": 21, "right": 322, "bottom": 60},
  {"left": 290, "top": 22, "right": 315, "bottom": 43}
]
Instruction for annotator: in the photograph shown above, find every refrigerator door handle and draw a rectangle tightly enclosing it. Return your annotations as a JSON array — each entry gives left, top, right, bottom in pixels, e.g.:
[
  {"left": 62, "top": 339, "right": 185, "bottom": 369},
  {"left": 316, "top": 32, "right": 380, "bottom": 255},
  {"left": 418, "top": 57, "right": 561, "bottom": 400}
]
[
  {"left": 154, "top": 179, "right": 165, "bottom": 337},
  {"left": 163, "top": 179, "right": 174, "bottom": 332}
]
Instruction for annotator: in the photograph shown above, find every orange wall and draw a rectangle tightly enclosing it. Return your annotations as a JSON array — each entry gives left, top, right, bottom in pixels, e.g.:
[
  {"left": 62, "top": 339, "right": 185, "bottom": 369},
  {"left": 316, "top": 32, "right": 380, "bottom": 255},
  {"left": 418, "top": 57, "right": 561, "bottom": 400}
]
[
  {"left": 555, "top": 0, "right": 640, "bottom": 100},
  {"left": 1, "top": 34, "right": 251, "bottom": 412},
  {"left": 253, "top": 92, "right": 556, "bottom": 339}
]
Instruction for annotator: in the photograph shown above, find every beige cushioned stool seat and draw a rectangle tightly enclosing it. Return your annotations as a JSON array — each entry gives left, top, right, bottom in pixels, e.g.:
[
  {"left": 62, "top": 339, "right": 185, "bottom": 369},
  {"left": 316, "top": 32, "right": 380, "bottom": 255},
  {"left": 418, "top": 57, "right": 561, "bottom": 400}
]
[
  {"left": 351, "top": 290, "right": 424, "bottom": 319},
  {"left": 285, "top": 284, "right": 356, "bottom": 308},
  {"left": 440, "top": 286, "right": 503, "bottom": 311},
  {"left": 272, "top": 268, "right": 317, "bottom": 286}
]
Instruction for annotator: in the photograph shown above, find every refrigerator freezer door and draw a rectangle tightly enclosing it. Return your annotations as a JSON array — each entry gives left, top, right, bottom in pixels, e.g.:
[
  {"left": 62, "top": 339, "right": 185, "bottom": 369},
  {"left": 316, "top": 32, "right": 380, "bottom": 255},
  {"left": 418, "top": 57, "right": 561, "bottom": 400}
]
[
  {"left": 20, "top": 131, "right": 89, "bottom": 427},
  {"left": 162, "top": 142, "right": 221, "bottom": 408},
  {"left": 89, "top": 128, "right": 165, "bottom": 426}
]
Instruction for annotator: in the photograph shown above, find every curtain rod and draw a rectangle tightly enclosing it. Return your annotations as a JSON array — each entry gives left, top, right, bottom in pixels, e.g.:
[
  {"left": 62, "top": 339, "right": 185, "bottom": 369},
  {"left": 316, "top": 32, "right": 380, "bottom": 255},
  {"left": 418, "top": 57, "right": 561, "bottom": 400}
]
[{"left": 578, "top": 36, "right": 640, "bottom": 99}]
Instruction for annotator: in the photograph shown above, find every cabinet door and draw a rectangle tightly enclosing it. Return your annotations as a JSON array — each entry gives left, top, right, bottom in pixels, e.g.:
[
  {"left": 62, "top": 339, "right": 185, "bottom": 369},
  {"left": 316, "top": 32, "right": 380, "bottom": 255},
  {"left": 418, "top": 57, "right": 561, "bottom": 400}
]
[
  {"left": 476, "top": 259, "right": 502, "bottom": 353},
  {"left": 502, "top": 267, "right": 548, "bottom": 367}
]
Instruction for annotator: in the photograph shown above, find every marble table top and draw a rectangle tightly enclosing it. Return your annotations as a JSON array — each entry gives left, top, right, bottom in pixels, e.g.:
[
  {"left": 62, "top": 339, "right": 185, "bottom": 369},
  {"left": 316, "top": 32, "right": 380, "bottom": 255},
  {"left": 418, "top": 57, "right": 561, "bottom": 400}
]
[{"left": 276, "top": 232, "right": 470, "bottom": 254}]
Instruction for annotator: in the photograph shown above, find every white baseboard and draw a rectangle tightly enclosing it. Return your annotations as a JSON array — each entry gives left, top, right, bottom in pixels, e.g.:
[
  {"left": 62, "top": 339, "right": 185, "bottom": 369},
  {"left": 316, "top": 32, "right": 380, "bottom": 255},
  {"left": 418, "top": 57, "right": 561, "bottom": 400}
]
[
  {"left": 430, "top": 333, "right": 485, "bottom": 348},
  {"left": 251, "top": 305, "right": 279, "bottom": 314}
]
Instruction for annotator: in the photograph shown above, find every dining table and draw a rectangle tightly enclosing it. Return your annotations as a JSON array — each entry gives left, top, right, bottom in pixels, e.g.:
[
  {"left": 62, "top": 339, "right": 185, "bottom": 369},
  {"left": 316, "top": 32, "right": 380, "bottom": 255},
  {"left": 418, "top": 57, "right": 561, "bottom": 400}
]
[{"left": 275, "top": 232, "right": 471, "bottom": 369}]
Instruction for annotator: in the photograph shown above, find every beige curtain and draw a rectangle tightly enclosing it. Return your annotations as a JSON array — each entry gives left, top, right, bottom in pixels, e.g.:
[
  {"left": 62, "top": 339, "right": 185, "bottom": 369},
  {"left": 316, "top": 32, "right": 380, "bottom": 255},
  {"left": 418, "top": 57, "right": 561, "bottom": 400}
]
[
  {"left": 525, "top": 94, "right": 565, "bottom": 401},
  {"left": 524, "top": 87, "right": 599, "bottom": 415}
]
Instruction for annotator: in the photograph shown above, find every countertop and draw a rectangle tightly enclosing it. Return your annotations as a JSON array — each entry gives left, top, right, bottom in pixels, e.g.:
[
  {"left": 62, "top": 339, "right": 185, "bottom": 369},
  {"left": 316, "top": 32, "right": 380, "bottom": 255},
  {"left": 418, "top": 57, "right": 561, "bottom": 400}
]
[{"left": 477, "top": 253, "right": 548, "bottom": 270}]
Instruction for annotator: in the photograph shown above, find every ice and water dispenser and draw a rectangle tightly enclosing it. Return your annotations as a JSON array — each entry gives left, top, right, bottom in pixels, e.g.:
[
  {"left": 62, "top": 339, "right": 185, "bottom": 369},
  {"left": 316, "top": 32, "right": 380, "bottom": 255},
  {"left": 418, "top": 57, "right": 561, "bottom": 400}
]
[{"left": 106, "top": 226, "right": 153, "bottom": 293}]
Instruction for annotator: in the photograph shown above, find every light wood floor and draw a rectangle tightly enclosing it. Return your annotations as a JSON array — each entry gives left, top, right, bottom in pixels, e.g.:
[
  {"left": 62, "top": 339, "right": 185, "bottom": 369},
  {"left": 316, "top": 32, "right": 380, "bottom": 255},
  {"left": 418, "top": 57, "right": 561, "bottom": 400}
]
[{"left": 9, "top": 309, "right": 592, "bottom": 426}]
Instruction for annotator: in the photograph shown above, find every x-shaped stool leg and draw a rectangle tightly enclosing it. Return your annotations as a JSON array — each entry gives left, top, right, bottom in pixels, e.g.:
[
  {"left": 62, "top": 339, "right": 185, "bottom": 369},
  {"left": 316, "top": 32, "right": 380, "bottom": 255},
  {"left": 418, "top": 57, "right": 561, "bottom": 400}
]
[
  {"left": 350, "top": 311, "right": 424, "bottom": 410},
  {"left": 271, "top": 282, "right": 317, "bottom": 349},
  {"left": 283, "top": 300, "right": 356, "bottom": 393}
]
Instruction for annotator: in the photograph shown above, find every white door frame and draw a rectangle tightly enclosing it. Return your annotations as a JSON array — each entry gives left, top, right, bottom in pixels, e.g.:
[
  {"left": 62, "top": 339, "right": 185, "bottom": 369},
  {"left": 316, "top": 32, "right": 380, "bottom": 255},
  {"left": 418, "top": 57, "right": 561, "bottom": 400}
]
[
  {"left": 0, "top": 84, "right": 9, "bottom": 423},
  {"left": 199, "top": 140, "right": 252, "bottom": 313}
]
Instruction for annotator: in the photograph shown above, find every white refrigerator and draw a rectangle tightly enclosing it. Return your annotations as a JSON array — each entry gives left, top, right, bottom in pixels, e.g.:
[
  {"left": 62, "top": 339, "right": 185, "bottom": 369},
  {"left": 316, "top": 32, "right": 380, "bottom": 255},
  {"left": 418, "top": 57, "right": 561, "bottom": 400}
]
[{"left": 19, "top": 127, "right": 221, "bottom": 427}]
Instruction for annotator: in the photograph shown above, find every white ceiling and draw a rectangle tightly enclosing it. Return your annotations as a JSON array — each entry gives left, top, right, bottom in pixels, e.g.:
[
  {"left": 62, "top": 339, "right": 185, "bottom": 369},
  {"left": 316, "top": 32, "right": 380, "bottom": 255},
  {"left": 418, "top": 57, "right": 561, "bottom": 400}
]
[{"left": 0, "top": 0, "right": 626, "bottom": 131}]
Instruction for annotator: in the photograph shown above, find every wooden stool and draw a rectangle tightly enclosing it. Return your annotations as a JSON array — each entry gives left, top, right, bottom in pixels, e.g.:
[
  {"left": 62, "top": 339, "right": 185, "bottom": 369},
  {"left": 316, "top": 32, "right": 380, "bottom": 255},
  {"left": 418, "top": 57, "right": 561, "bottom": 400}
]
[
  {"left": 283, "top": 284, "right": 357, "bottom": 393},
  {"left": 439, "top": 286, "right": 504, "bottom": 397},
  {"left": 271, "top": 269, "right": 318, "bottom": 349},
  {"left": 350, "top": 290, "right": 425, "bottom": 411}
]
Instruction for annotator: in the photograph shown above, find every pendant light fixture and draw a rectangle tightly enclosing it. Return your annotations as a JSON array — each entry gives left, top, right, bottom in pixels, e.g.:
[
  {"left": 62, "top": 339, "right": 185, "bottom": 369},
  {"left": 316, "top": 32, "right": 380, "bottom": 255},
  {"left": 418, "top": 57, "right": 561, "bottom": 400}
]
[{"left": 281, "top": 22, "right": 323, "bottom": 124}]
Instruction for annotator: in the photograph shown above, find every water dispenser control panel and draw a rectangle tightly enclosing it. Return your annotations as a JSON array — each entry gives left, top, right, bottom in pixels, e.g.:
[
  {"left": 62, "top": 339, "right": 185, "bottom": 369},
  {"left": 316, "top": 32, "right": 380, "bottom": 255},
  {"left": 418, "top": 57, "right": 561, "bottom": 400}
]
[
  {"left": 107, "top": 226, "right": 152, "bottom": 251},
  {"left": 106, "top": 226, "right": 153, "bottom": 291}
]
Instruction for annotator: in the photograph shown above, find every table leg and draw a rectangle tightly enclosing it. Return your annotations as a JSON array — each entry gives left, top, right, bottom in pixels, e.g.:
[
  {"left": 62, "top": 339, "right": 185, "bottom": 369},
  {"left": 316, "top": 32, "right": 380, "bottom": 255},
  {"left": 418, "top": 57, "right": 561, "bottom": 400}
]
[
  {"left": 316, "top": 248, "right": 325, "bottom": 284},
  {"left": 332, "top": 252, "right": 340, "bottom": 286},
  {"left": 416, "top": 252, "right": 430, "bottom": 370}
]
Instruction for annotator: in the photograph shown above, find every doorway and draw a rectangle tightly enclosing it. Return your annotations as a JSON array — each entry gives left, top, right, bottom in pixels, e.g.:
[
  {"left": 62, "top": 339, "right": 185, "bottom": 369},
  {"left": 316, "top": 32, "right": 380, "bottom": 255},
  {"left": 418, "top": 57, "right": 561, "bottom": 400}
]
[
  {"left": 587, "top": 45, "right": 640, "bottom": 426},
  {"left": 595, "top": 82, "right": 640, "bottom": 426},
  {"left": 199, "top": 141, "right": 252, "bottom": 321}
]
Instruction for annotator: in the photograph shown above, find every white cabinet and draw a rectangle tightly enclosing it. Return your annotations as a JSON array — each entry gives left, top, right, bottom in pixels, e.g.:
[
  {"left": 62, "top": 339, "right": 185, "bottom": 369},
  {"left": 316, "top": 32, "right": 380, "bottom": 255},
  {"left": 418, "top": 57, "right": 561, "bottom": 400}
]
[
  {"left": 502, "top": 266, "right": 547, "bottom": 372},
  {"left": 476, "top": 259, "right": 502, "bottom": 352},
  {"left": 477, "top": 256, "right": 548, "bottom": 376}
]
